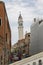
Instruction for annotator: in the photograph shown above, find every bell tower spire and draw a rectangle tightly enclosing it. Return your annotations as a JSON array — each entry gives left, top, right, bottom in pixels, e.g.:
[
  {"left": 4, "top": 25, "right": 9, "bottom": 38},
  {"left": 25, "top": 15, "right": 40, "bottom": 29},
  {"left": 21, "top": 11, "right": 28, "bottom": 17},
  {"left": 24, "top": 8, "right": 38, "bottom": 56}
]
[{"left": 18, "top": 12, "right": 23, "bottom": 40}]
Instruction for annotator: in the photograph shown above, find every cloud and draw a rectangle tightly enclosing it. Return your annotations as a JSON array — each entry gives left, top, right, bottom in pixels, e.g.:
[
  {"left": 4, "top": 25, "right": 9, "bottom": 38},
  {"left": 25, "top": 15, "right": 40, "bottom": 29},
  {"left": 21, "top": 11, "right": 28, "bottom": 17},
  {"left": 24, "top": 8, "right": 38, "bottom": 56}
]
[{"left": 33, "top": 0, "right": 43, "bottom": 16}]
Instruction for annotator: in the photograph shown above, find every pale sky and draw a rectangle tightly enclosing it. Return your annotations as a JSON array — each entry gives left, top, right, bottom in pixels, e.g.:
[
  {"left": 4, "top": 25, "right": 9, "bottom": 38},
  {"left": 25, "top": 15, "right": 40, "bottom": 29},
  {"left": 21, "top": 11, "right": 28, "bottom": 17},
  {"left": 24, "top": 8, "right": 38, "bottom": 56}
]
[{"left": 1, "top": 0, "right": 43, "bottom": 45}]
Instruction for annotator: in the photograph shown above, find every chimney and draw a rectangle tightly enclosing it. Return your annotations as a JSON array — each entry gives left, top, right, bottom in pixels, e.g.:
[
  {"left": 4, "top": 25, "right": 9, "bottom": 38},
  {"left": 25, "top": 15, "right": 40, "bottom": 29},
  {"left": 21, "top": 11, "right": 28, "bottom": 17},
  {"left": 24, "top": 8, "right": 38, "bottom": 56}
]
[{"left": 34, "top": 18, "right": 36, "bottom": 22}]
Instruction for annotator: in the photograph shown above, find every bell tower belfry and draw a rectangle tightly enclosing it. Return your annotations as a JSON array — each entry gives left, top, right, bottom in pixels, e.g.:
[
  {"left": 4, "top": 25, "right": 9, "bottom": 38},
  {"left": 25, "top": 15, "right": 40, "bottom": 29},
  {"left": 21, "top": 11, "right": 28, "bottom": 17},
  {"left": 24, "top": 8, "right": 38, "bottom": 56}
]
[{"left": 18, "top": 12, "right": 23, "bottom": 40}]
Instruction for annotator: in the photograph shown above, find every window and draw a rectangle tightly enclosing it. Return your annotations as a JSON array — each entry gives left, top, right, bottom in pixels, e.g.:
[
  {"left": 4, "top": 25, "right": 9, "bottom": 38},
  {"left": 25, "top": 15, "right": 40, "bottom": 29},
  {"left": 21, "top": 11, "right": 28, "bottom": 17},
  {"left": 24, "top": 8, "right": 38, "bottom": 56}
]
[
  {"left": 0, "top": 18, "right": 1, "bottom": 26},
  {"left": 33, "top": 62, "right": 36, "bottom": 65},
  {"left": 19, "top": 23, "right": 22, "bottom": 26},
  {"left": 39, "top": 60, "right": 42, "bottom": 65},
  {"left": 20, "top": 23, "right": 22, "bottom": 26},
  {"left": 6, "top": 33, "right": 7, "bottom": 42},
  {"left": 28, "top": 35, "right": 30, "bottom": 37}
]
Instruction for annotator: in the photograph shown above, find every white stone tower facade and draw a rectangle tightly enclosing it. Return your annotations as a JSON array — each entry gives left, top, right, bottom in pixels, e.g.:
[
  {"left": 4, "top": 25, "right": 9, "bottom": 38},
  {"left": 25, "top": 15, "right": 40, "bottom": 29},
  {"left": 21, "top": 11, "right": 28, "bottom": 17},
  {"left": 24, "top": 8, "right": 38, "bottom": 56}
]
[{"left": 18, "top": 13, "right": 23, "bottom": 40}]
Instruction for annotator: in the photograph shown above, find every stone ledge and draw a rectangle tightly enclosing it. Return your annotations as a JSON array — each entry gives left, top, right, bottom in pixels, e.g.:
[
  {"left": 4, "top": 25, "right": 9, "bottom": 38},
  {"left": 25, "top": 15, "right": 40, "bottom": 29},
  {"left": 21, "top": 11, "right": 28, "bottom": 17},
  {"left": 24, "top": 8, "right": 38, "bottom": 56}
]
[{"left": 9, "top": 52, "right": 43, "bottom": 65}]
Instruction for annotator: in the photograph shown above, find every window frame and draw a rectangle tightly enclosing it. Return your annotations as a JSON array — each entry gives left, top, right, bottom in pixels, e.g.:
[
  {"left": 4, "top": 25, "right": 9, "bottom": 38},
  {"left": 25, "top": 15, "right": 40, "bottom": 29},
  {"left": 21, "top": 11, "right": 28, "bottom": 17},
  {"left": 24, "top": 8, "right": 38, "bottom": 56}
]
[{"left": 0, "top": 17, "right": 2, "bottom": 26}]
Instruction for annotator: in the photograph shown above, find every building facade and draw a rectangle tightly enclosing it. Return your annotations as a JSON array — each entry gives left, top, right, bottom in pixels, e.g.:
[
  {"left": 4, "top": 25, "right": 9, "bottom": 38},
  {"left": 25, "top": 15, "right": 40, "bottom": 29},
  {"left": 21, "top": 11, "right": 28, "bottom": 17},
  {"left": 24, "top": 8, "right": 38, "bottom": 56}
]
[
  {"left": 0, "top": 1, "right": 11, "bottom": 65},
  {"left": 12, "top": 33, "right": 30, "bottom": 58},
  {"left": 29, "top": 18, "right": 43, "bottom": 56},
  {"left": 25, "top": 33, "right": 30, "bottom": 56},
  {"left": 11, "top": 43, "right": 18, "bottom": 53},
  {"left": 18, "top": 13, "right": 23, "bottom": 40},
  {"left": 17, "top": 39, "right": 25, "bottom": 55}
]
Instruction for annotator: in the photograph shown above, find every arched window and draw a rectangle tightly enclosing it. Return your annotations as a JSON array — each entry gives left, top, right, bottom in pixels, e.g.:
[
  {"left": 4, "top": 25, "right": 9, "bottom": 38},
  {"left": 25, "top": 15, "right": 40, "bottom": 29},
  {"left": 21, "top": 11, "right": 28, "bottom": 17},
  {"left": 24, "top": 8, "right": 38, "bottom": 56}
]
[
  {"left": 39, "top": 60, "right": 42, "bottom": 65},
  {"left": 33, "top": 62, "right": 36, "bottom": 65}
]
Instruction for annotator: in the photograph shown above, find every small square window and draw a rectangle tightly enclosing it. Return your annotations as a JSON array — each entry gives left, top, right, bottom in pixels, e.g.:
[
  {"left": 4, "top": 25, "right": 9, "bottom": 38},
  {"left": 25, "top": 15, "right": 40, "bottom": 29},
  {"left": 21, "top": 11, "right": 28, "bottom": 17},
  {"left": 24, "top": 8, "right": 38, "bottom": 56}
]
[{"left": 0, "top": 18, "right": 1, "bottom": 26}]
